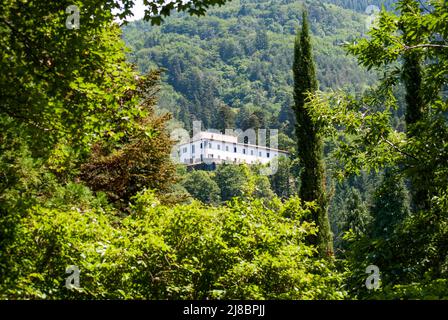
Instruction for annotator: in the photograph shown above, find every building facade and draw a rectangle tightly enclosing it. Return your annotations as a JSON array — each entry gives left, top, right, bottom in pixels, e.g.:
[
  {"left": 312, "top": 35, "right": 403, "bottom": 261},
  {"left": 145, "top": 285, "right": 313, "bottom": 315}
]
[{"left": 176, "top": 131, "right": 288, "bottom": 166}]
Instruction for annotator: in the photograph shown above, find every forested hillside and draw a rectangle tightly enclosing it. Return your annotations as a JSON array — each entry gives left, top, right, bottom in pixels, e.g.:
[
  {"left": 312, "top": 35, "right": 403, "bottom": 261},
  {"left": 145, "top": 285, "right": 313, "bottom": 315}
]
[
  {"left": 325, "top": 0, "right": 396, "bottom": 11},
  {"left": 1, "top": 0, "right": 447, "bottom": 303},
  {"left": 122, "top": 0, "right": 387, "bottom": 132}
]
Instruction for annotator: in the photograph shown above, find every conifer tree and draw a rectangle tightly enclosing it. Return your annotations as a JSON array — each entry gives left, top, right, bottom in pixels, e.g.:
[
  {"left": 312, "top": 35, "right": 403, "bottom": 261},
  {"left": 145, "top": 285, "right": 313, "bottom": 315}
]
[
  {"left": 293, "top": 11, "right": 333, "bottom": 256},
  {"left": 337, "top": 187, "right": 371, "bottom": 250},
  {"left": 370, "top": 169, "right": 410, "bottom": 239}
]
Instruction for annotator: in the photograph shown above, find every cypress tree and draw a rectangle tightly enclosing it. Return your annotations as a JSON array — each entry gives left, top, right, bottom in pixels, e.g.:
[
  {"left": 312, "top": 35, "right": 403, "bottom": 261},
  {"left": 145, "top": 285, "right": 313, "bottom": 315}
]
[
  {"left": 402, "top": 53, "right": 424, "bottom": 127},
  {"left": 293, "top": 11, "right": 333, "bottom": 256},
  {"left": 402, "top": 52, "right": 431, "bottom": 211}
]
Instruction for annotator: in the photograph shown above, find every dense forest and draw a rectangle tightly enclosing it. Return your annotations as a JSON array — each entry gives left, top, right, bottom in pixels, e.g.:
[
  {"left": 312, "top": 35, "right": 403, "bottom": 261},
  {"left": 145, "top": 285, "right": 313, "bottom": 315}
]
[
  {"left": 1, "top": 0, "right": 447, "bottom": 301},
  {"left": 123, "top": 0, "right": 384, "bottom": 133}
]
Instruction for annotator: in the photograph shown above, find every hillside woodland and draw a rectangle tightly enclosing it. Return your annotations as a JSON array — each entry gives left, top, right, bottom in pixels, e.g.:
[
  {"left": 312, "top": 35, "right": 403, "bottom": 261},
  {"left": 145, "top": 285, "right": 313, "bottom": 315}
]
[{"left": 0, "top": 0, "right": 447, "bottom": 299}]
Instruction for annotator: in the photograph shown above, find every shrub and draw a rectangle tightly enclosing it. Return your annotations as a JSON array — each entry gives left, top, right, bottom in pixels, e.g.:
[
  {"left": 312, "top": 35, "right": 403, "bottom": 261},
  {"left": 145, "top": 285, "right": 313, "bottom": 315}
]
[{"left": 0, "top": 190, "right": 346, "bottom": 300}]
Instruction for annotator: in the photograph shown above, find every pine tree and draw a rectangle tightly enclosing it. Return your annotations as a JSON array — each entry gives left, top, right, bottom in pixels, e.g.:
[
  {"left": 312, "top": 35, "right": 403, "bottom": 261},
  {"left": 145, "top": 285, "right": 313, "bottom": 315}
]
[
  {"left": 293, "top": 11, "right": 333, "bottom": 256},
  {"left": 370, "top": 169, "right": 410, "bottom": 239},
  {"left": 336, "top": 187, "right": 371, "bottom": 250}
]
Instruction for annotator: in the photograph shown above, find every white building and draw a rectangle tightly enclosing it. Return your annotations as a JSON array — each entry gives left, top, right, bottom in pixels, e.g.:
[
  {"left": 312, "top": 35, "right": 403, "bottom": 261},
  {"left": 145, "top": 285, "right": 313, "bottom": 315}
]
[{"left": 177, "top": 131, "right": 288, "bottom": 166}]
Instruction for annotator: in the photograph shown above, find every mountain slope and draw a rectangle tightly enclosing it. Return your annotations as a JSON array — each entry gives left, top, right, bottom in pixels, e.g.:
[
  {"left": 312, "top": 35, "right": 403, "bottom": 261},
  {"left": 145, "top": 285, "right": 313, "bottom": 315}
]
[{"left": 122, "top": 0, "right": 390, "bottom": 132}]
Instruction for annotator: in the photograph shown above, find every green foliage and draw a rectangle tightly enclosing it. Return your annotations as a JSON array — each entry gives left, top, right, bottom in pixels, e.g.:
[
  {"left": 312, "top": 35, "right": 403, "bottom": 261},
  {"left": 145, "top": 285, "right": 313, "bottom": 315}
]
[
  {"left": 270, "top": 156, "right": 299, "bottom": 199},
  {"left": 212, "top": 165, "right": 249, "bottom": 201},
  {"left": 0, "top": 123, "right": 110, "bottom": 216},
  {"left": 375, "top": 279, "right": 448, "bottom": 300},
  {"left": 328, "top": 172, "right": 376, "bottom": 252},
  {"left": 342, "top": 191, "right": 448, "bottom": 299},
  {"left": 78, "top": 71, "right": 178, "bottom": 205},
  {"left": 370, "top": 169, "right": 410, "bottom": 238},
  {"left": 306, "top": 0, "right": 447, "bottom": 205},
  {"left": 0, "top": 191, "right": 346, "bottom": 300},
  {"left": 399, "top": 0, "right": 430, "bottom": 210},
  {"left": 0, "top": 1, "right": 146, "bottom": 161},
  {"left": 325, "top": 0, "right": 396, "bottom": 12},
  {"left": 2, "top": 0, "right": 447, "bottom": 301},
  {"left": 303, "top": 0, "right": 447, "bottom": 299},
  {"left": 181, "top": 170, "right": 221, "bottom": 205},
  {"left": 212, "top": 164, "right": 275, "bottom": 202},
  {"left": 214, "top": 103, "right": 236, "bottom": 132},
  {"left": 339, "top": 188, "right": 371, "bottom": 238},
  {"left": 255, "top": 28, "right": 269, "bottom": 51}
]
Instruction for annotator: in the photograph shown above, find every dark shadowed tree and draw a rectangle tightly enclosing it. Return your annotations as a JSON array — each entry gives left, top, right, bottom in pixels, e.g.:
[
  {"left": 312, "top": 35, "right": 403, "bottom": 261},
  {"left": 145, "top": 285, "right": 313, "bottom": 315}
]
[
  {"left": 399, "top": 0, "right": 430, "bottom": 211},
  {"left": 214, "top": 103, "right": 236, "bottom": 132},
  {"left": 181, "top": 170, "right": 221, "bottom": 205},
  {"left": 370, "top": 169, "right": 410, "bottom": 239},
  {"left": 214, "top": 164, "right": 248, "bottom": 202},
  {"left": 79, "top": 72, "right": 177, "bottom": 205}
]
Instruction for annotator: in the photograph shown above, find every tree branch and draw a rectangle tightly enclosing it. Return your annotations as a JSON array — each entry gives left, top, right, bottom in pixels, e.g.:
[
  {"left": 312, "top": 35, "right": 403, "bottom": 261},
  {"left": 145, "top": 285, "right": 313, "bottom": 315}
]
[
  {"left": 404, "top": 44, "right": 448, "bottom": 50},
  {"left": 381, "top": 135, "right": 419, "bottom": 161}
]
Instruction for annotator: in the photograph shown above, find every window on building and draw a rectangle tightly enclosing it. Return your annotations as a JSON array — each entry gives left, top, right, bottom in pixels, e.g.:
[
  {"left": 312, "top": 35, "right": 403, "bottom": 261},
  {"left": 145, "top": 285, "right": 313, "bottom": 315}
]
[
  {"left": 251, "top": 150, "right": 254, "bottom": 156},
  {"left": 192, "top": 145, "right": 195, "bottom": 153},
  {"left": 217, "top": 145, "right": 221, "bottom": 150},
  {"left": 209, "top": 143, "right": 212, "bottom": 148},
  {"left": 234, "top": 147, "right": 237, "bottom": 153},
  {"left": 243, "top": 149, "right": 246, "bottom": 154},
  {"left": 259, "top": 152, "right": 262, "bottom": 157},
  {"left": 200, "top": 143, "right": 203, "bottom": 149},
  {"left": 267, "top": 152, "right": 270, "bottom": 158},
  {"left": 226, "top": 146, "right": 229, "bottom": 152}
]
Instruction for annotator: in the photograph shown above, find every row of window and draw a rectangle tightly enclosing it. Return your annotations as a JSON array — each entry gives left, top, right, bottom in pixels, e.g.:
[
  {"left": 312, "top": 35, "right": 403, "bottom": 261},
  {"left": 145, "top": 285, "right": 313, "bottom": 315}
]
[
  {"left": 211, "top": 155, "right": 259, "bottom": 164},
  {"left": 182, "top": 143, "right": 271, "bottom": 158},
  {"left": 183, "top": 156, "right": 261, "bottom": 165}
]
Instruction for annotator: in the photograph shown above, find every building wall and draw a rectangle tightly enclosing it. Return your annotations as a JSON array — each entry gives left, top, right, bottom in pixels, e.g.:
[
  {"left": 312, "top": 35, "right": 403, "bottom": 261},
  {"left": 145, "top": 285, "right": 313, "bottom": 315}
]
[{"left": 177, "top": 132, "right": 288, "bottom": 165}]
